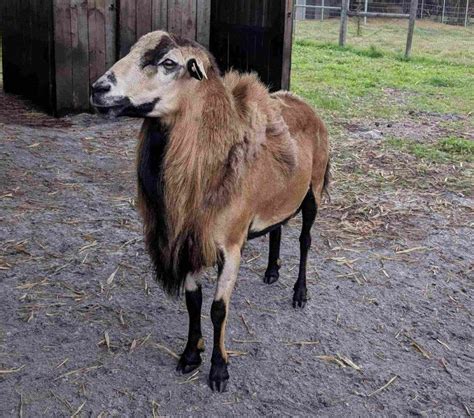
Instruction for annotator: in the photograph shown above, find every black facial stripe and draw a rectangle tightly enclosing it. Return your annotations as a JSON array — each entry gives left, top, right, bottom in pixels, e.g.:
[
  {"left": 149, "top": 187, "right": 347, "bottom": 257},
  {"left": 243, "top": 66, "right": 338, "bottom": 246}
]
[
  {"left": 107, "top": 72, "right": 117, "bottom": 85},
  {"left": 118, "top": 97, "right": 160, "bottom": 117},
  {"left": 141, "top": 36, "right": 176, "bottom": 68}
]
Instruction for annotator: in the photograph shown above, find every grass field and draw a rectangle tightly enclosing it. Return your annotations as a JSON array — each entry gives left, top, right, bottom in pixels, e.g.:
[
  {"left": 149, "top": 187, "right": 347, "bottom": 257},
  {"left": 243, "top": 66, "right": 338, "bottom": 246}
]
[
  {"left": 292, "top": 18, "right": 473, "bottom": 197},
  {"left": 292, "top": 19, "right": 474, "bottom": 120}
]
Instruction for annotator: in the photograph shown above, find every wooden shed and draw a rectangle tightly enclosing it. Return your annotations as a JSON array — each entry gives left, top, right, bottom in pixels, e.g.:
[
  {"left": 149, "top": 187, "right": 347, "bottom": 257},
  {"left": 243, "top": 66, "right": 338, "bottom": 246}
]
[{"left": 1, "top": 0, "right": 295, "bottom": 116}]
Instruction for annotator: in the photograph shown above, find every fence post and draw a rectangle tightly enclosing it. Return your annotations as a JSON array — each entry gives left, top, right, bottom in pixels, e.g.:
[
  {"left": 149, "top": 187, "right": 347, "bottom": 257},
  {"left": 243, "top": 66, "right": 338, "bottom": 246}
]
[
  {"left": 339, "top": 0, "right": 350, "bottom": 47},
  {"left": 465, "top": 0, "right": 470, "bottom": 26},
  {"left": 405, "top": 0, "right": 419, "bottom": 58},
  {"left": 364, "top": 0, "right": 368, "bottom": 24},
  {"left": 321, "top": 0, "right": 325, "bottom": 21},
  {"left": 442, "top": 0, "right": 446, "bottom": 22},
  {"left": 420, "top": 0, "right": 424, "bottom": 18}
]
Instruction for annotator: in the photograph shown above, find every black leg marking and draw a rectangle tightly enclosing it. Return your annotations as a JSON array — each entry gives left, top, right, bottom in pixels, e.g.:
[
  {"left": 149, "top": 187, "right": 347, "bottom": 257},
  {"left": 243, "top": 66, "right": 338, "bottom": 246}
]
[
  {"left": 264, "top": 227, "right": 282, "bottom": 284},
  {"left": 293, "top": 190, "right": 317, "bottom": 308},
  {"left": 209, "top": 299, "right": 229, "bottom": 392},
  {"left": 177, "top": 286, "right": 204, "bottom": 374}
]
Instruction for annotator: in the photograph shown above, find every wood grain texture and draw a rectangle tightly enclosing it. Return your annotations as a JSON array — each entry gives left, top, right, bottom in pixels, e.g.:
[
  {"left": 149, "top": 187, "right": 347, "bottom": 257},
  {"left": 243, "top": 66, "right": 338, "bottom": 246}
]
[
  {"left": 136, "top": 0, "right": 153, "bottom": 39},
  {"left": 281, "top": 0, "right": 294, "bottom": 90},
  {"left": 71, "top": 0, "right": 90, "bottom": 108},
  {"left": 88, "top": 0, "right": 107, "bottom": 84},
  {"left": 210, "top": 0, "right": 290, "bottom": 92},
  {"left": 119, "top": 0, "right": 137, "bottom": 57},
  {"left": 167, "top": 0, "right": 183, "bottom": 36},
  {"left": 54, "top": 0, "right": 74, "bottom": 112},
  {"left": 105, "top": 0, "right": 117, "bottom": 69},
  {"left": 152, "top": 0, "right": 168, "bottom": 30},
  {"left": 196, "top": 0, "right": 210, "bottom": 47},
  {"left": 180, "top": 0, "right": 197, "bottom": 40}
]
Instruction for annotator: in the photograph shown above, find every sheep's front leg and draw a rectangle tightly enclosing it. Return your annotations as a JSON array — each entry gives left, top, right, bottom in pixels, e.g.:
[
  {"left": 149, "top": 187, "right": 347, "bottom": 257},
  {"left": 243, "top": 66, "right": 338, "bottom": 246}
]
[
  {"left": 209, "top": 246, "right": 241, "bottom": 392},
  {"left": 177, "top": 273, "right": 204, "bottom": 373}
]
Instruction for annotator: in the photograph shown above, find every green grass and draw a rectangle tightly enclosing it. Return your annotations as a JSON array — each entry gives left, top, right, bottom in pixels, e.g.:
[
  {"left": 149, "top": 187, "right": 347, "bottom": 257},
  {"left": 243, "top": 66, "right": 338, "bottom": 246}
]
[
  {"left": 386, "top": 137, "right": 474, "bottom": 163},
  {"left": 291, "top": 19, "right": 474, "bottom": 120}
]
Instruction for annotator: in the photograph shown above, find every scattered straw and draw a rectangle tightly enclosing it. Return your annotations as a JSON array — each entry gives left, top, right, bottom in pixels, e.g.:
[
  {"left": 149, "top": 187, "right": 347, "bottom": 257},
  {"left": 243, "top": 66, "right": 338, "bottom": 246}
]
[
  {"left": 240, "top": 314, "right": 254, "bottom": 336},
  {"left": 151, "top": 400, "right": 160, "bottom": 418},
  {"left": 436, "top": 339, "right": 451, "bottom": 351},
  {"left": 232, "top": 339, "right": 261, "bottom": 344},
  {"left": 56, "top": 358, "right": 69, "bottom": 369},
  {"left": 106, "top": 267, "right": 119, "bottom": 285},
  {"left": 285, "top": 341, "right": 320, "bottom": 347},
  {"left": 227, "top": 350, "right": 248, "bottom": 357},
  {"left": 178, "top": 369, "right": 201, "bottom": 385},
  {"left": 411, "top": 340, "right": 431, "bottom": 359},
  {"left": 0, "top": 365, "right": 25, "bottom": 375},
  {"left": 153, "top": 343, "right": 179, "bottom": 360},
  {"left": 368, "top": 375, "right": 398, "bottom": 397},
  {"left": 337, "top": 353, "right": 362, "bottom": 371},
  {"left": 395, "top": 246, "right": 428, "bottom": 254},
  {"left": 71, "top": 401, "right": 85, "bottom": 418},
  {"left": 55, "top": 364, "right": 102, "bottom": 381},
  {"left": 316, "top": 355, "right": 346, "bottom": 368}
]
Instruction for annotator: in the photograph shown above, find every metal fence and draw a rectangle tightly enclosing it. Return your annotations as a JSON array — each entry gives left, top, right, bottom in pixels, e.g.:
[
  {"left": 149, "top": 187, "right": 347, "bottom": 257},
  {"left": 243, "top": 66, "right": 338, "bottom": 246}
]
[{"left": 295, "top": 0, "right": 472, "bottom": 26}]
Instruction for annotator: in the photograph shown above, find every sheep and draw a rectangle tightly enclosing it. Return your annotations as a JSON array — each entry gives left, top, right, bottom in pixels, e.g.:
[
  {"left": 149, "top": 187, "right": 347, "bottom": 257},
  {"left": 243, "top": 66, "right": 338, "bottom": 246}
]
[{"left": 91, "top": 30, "right": 330, "bottom": 392}]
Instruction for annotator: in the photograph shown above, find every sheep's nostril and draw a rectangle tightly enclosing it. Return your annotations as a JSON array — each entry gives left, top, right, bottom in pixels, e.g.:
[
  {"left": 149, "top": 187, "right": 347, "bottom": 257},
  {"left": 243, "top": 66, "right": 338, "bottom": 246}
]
[{"left": 92, "top": 82, "right": 111, "bottom": 95}]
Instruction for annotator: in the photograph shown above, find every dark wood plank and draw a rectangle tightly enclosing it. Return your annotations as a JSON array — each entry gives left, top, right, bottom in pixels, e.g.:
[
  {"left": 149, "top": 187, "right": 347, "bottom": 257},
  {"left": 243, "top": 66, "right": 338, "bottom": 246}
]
[
  {"left": 196, "top": 0, "right": 210, "bottom": 47},
  {"left": 24, "top": 0, "right": 35, "bottom": 96},
  {"left": 71, "top": 0, "right": 90, "bottom": 108},
  {"left": 152, "top": 0, "right": 168, "bottom": 30},
  {"left": 119, "top": 0, "right": 137, "bottom": 57},
  {"left": 36, "top": 0, "right": 54, "bottom": 110},
  {"left": 136, "top": 0, "right": 153, "bottom": 39},
  {"left": 30, "top": 0, "right": 41, "bottom": 100},
  {"left": 281, "top": 0, "right": 294, "bottom": 90},
  {"left": 54, "top": 0, "right": 74, "bottom": 113},
  {"left": 181, "top": 0, "right": 196, "bottom": 40},
  {"left": 2, "top": 0, "right": 13, "bottom": 93},
  {"left": 167, "top": 0, "right": 182, "bottom": 36},
  {"left": 105, "top": 0, "right": 117, "bottom": 69},
  {"left": 89, "top": 0, "right": 107, "bottom": 84}
]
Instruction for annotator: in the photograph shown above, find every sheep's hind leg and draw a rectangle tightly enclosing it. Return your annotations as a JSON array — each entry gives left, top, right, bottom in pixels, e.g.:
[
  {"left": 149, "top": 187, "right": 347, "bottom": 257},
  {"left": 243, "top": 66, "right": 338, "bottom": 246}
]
[
  {"left": 263, "top": 227, "right": 282, "bottom": 284},
  {"left": 177, "top": 273, "right": 204, "bottom": 374},
  {"left": 293, "top": 190, "right": 317, "bottom": 308}
]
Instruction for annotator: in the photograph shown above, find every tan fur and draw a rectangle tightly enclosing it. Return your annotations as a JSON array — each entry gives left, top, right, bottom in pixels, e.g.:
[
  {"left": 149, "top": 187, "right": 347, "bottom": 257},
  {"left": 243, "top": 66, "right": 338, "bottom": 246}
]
[
  {"left": 93, "top": 31, "right": 331, "bottom": 388},
  {"left": 103, "top": 30, "right": 330, "bottom": 289},
  {"left": 139, "top": 66, "right": 329, "bottom": 274}
]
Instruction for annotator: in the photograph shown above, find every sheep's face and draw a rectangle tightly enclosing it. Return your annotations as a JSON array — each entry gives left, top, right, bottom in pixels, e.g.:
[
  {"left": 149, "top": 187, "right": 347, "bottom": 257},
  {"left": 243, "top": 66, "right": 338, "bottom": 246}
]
[{"left": 91, "top": 31, "right": 211, "bottom": 118}]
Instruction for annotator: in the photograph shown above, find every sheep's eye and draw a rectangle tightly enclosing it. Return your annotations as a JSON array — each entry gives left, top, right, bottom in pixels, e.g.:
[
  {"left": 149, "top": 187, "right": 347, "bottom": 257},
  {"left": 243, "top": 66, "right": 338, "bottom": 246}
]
[{"left": 161, "top": 59, "right": 177, "bottom": 70}]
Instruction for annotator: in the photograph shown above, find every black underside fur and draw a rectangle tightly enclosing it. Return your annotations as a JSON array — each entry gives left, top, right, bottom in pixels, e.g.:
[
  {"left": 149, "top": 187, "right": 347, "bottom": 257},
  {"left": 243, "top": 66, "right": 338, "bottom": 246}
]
[{"left": 138, "top": 119, "right": 202, "bottom": 296}]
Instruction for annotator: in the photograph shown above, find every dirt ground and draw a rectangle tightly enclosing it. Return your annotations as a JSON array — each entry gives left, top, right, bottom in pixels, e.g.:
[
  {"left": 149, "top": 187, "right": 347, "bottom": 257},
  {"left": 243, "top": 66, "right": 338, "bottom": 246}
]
[{"left": 0, "top": 87, "right": 473, "bottom": 417}]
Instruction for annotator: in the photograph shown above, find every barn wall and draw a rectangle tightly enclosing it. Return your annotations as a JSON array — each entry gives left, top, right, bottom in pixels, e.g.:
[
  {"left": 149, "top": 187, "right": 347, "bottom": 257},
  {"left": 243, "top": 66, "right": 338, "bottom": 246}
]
[
  {"left": 2, "top": 0, "right": 210, "bottom": 115},
  {"left": 210, "top": 0, "right": 294, "bottom": 91},
  {"left": 53, "top": 0, "right": 211, "bottom": 114},
  {"left": 118, "top": 0, "right": 211, "bottom": 58},
  {"left": 2, "top": 0, "right": 55, "bottom": 112}
]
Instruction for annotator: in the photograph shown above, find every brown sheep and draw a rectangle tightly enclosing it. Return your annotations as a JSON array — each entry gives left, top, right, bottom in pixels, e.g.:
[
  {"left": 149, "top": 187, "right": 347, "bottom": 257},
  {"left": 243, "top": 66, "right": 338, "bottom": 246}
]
[{"left": 91, "top": 31, "right": 330, "bottom": 392}]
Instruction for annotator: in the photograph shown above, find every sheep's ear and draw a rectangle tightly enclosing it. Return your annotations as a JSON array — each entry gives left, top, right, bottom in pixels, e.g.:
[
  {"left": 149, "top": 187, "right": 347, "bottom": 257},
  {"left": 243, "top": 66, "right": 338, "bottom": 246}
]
[{"left": 187, "top": 58, "right": 208, "bottom": 81}]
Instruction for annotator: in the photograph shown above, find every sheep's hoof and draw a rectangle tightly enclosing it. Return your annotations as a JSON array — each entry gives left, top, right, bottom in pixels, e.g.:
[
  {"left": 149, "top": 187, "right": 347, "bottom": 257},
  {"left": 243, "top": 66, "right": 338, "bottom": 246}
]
[
  {"left": 292, "top": 286, "right": 308, "bottom": 309},
  {"left": 176, "top": 351, "right": 202, "bottom": 374},
  {"left": 263, "top": 270, "right": 279, "bottom": 285},
  {"left": 209, "top": 363, "right": 229, "bottom": 392}
]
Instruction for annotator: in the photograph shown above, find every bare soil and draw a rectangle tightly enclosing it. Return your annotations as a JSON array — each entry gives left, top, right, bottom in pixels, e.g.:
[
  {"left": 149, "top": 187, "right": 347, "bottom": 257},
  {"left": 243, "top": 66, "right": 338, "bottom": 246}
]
[{"left": 0, "top": 91, "right": 473, "bottom": 417}]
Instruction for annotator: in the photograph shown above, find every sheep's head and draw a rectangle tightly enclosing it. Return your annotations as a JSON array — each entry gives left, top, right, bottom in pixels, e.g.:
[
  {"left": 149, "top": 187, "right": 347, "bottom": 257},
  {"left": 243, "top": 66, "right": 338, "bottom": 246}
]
[{"left": 91, "top": 31, "right": 216, "bottom": 118}]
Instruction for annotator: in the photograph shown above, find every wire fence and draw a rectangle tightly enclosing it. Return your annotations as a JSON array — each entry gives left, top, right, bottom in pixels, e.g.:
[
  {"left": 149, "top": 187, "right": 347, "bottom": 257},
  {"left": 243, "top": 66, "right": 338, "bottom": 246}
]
[{"left": 295, "top": 0, "right": 473, "bottom": 26}]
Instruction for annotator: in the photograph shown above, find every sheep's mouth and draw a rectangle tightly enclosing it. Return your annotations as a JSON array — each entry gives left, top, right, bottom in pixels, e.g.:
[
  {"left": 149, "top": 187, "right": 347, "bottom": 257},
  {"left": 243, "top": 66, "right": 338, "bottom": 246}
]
[{"left": 91, "top": 97, "right": 160, "bottom": 118}]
